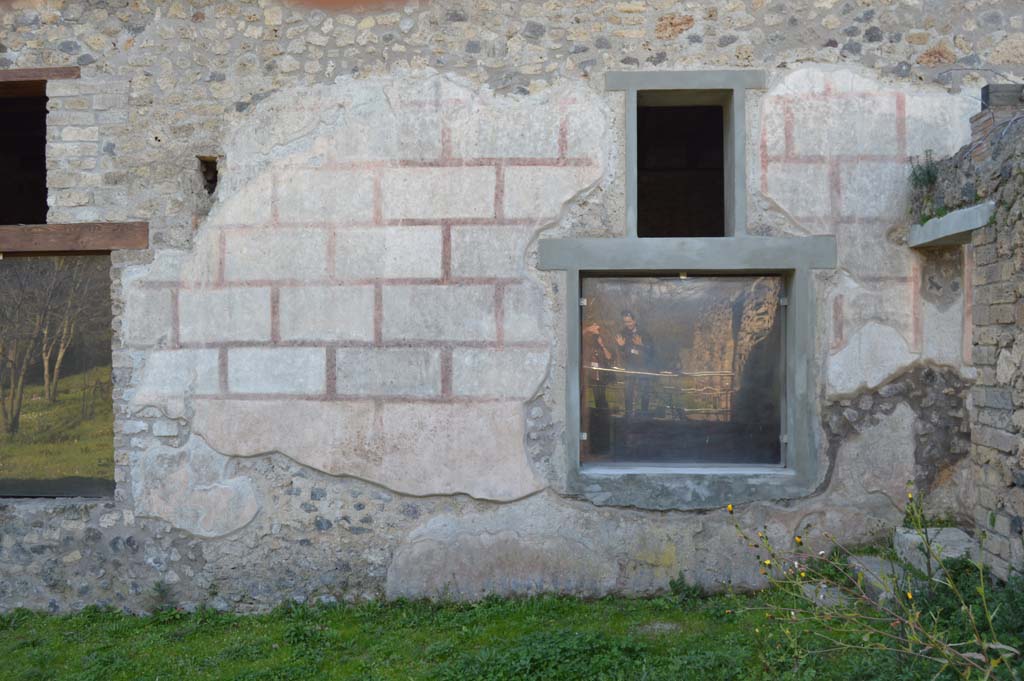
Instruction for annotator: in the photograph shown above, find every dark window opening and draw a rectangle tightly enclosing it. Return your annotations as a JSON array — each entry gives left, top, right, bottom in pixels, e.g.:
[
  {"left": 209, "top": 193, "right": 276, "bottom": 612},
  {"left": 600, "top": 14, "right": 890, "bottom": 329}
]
[
  {"left": 198, "top": 156, "right": 219, "bottom": 195},
  {"left": 637, "top": 98, "right": 725, "bottom": 237},
  {"left": 0, "top": 80, "right": 48, "bottom": 225}
]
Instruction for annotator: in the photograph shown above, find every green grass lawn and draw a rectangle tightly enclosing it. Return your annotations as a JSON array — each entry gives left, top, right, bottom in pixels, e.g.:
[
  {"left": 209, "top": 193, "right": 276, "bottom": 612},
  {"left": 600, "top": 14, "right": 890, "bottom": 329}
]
[
  {"left": 0, "top": 365, "right": 113, "bottom": 484},
  {"left": 0, "top": 593, "right": 962, "bottom": 681}
]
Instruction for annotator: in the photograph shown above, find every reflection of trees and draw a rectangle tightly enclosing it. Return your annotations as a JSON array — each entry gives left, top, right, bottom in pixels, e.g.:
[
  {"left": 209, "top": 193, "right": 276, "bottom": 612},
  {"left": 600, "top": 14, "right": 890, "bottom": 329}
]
[
  {"left": 0, "top": 257, "right": 109, "bottom": 435},
  {"left": 680, "top": 277, "right": 781, "bottom": 422},
  {"left": 40, "top": 259, "right": 107, "bottom": 403}
]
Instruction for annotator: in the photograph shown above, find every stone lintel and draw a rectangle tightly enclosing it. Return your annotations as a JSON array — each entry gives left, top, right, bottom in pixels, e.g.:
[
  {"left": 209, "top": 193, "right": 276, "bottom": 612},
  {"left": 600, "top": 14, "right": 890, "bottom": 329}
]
[
  {"left": 605, "top": 69, "right": 767, "bottom": 91},
  {"left": 908, "top": 202, "right": 995, "bottom": 248},
  {"left": 537, "top": 235, "right": 837, "bottom": 272}
]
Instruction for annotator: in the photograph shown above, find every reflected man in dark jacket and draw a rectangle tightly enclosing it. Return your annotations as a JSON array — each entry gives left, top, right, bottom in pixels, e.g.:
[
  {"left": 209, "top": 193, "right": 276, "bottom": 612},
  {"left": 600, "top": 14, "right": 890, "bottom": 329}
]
[{"left": 616, "top": 310, "right": 655, "bottom": 417}]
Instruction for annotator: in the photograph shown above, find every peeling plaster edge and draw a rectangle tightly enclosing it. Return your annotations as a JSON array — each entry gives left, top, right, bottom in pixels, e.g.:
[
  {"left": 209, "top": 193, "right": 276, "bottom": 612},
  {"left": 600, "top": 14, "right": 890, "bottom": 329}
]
[{"left": 824, "top": 357, "right": 968, "bottom": 402}]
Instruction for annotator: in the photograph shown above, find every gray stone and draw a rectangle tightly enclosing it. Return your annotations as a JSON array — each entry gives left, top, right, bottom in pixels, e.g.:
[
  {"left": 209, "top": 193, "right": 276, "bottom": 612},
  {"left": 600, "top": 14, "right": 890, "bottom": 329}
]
[
  {"left": 848, "top": 554, "right": 906, "bottom": 601},
  {"left": 801, "top": 582, "right": 848, "bottom": 608},
  {"left": 522, "top": 21, "right": 545, "bottom": 40},
  {"left": 893, "top": 527, "right": 980, "bottom": 575}
]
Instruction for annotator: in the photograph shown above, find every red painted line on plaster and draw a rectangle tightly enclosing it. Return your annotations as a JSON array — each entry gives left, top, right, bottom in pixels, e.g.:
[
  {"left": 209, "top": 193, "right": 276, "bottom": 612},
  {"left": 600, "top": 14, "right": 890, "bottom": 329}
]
[
  {"left": 372, "top": 170, "right": 383, "bottom": 226},
  {"left": 325, "top": 344, "right": 337, "bottom": 396},
  {"left": 270, "top": 288, "right": 281, "bottom": 343},
  {"left": 174, "top": 339, "right": 548, "bottom": 351},
  {"left": 275, "top": 157, "right": 593, "bottom": 171},
  {"left": 140, "top": 276, "right": 525, "bottom": 292},
  {"left": 441, "top": 223, "right": 452, "bottom": 283},
  {"left": 216, "top": 231, "right": 226, "bottom": 284},
  {"left": 214, "top": 218, "right": 540, "bottom": 229},
  {"left": 170, "top": 288, "right": 180, "bottom": 349},
  {"left": 389, "top": 217, "right": 537, "bottom": 227},
  {"left": 326, "top": 228, "right": 337, "bottom": 280},
  {"left": 441, "top": 347, "right": 452, "bottom": 397},
  {"left": 494, "top": 284, "right": 506, "bottom": 349},
  {"left": 441, "top": 125, "right": 453, "bottom": 160},
  {"left": 828, "top": 158, "right": 843, "bottom": 224},
  {"left": 192, "top": 392, "right": 516, "bottom": 405},
  {"left": 494, "top": 164, "right": 505, "bottom": 223},
  {"left": 218, "top": 347, "right": 229, "bottom": 393}
]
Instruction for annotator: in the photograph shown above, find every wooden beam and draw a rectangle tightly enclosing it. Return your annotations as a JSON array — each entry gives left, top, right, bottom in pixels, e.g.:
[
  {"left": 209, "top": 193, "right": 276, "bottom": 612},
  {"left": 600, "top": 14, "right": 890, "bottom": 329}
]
[
  {"left": 0, "top": 66, "right": 80, "bottom": 82},
  {"left": 0, "top": 223, "right": 149, "bottom": 254}
]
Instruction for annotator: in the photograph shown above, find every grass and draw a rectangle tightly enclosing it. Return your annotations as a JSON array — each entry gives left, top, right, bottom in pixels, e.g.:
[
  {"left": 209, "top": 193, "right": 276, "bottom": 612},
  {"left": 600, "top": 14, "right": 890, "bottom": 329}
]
[
  {"left": 0, "top": 592, "right": 969, "bottom": 681},
  {"left": 0, "top": 365, "right": 113, "bottom": 482}
]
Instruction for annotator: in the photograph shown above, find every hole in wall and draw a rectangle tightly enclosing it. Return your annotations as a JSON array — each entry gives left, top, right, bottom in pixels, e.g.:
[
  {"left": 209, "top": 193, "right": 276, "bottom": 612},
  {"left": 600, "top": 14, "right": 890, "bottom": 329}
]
[{"left": 198, "top": 156, "right": 219, "bottom": 196}]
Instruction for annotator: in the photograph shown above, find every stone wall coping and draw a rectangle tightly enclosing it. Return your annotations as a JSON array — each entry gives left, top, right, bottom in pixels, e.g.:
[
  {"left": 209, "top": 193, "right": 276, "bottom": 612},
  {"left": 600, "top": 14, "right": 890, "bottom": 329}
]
[
  {"left": 538, "top": 235, "right": 837, "bottom": 271},
  {"left": 908, "top": 201, "right": 995, "bottom": 248}
]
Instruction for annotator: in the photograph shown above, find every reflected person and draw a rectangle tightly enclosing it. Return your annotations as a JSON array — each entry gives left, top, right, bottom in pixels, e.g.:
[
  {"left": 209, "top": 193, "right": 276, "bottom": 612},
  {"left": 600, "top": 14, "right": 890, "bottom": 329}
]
[
  {"left": 616, "top": 310, "right": 655, "bottom": 417},
  {"left": 582, "top": 319, "right": 614, "bottom": 455}
]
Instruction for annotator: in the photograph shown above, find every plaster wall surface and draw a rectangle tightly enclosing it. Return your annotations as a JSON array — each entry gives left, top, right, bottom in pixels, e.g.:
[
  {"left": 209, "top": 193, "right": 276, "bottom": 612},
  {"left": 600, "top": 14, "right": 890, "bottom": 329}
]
[{"left": 0, "top": 0, "right": 1018, "bottom": 611}]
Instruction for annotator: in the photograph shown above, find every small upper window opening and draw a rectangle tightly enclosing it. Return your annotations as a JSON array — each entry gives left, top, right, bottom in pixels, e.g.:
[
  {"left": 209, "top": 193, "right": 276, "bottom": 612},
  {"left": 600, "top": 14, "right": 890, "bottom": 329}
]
[
  {"left": 0, "top": 80, "right": 48, "bottom": 225},
  {"left": 198, "top": 156, "right": 219, "bottom": 196},
  {"left": 637, "top": 90, "right": 726, "bottom": 238}
]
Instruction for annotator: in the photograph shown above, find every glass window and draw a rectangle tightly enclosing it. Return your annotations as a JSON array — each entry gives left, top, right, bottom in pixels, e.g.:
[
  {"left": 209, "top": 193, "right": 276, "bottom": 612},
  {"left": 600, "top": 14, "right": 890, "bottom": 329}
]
[
  {"left": 0, "top": 255, "right": 114, "bottom": 497},
  {"left": 580, "top": 274, "right": 784, "bottom": 466}
]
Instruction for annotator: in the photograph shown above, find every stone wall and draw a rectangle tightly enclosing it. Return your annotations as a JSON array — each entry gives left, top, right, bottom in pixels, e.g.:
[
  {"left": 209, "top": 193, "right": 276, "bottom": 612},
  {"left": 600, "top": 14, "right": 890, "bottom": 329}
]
[
  {"left": 0, "top": 0, "right": 1021, "bottom": 611},
  {"left": 924, "top": 109, "right": 1024, "bottom": 579}
]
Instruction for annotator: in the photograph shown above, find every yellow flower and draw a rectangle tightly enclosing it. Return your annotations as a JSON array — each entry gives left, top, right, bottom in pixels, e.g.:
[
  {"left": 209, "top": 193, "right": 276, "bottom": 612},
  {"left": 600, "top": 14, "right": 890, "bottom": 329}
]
[
  {"left": 794, "top": 535, "right": 803, "bottom": 545},
  {"left": 763, "top": 559, "right": 772, "bottom": 567},
  {"left": 727, "top": 504, "right": 734, "bottom": 514},
  {"left": 906, "top": 591, "right": 913, "bottom": 601},
  {"left": 799, "top": 571, "right": 806, "bottom": 578},
  {"left": 907, "top": 492, "right": 913, "bottom": 500}
]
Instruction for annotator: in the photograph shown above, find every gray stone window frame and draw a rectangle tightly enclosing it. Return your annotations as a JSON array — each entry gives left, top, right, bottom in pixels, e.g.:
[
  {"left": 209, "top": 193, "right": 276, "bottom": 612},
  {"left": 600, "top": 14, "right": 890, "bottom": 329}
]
[{"left": 537, "top": 70, "right": 837, "bottom": 510}]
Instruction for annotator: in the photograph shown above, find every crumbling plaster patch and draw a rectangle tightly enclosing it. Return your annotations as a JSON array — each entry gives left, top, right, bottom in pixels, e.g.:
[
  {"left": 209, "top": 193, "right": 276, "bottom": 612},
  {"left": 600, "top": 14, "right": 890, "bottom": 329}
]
[{"left": 130, "top": 438, "right": 259, "bottom": 539}]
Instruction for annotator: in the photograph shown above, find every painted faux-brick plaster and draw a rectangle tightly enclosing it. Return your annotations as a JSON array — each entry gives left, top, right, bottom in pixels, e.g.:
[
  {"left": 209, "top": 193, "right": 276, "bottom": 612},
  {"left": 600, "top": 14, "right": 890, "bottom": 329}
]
[
  {"left": 127, "top": 74, "right": 601, "bottom": 503},
  {"left": 2, "top": 0, "right": 1020, "bottom": 611}
]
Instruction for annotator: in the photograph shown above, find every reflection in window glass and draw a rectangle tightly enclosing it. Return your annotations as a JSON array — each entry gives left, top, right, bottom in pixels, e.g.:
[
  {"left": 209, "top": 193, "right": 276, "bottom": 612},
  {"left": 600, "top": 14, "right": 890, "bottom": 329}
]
[
  {"left": 580, "top": 275, "right": 783, "bottom": 466},
  {"left": 0, "top": 256, "right": 114, "bottom": 497}
]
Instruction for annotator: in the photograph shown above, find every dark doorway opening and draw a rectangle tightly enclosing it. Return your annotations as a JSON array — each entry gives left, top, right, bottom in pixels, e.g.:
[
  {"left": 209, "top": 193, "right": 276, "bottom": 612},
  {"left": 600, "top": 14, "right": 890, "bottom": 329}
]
[
  {"left": 0, "top": 80, "right": 48, "bottom": 225},
  {"left": 637, "top": 103, "right": 724, "bottom": 237}
]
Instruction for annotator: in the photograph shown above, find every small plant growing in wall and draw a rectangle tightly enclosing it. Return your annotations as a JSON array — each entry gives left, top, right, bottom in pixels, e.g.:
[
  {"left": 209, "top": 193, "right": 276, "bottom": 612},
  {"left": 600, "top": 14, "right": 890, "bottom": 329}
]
[
  {"left": 731, "top": 488, "right": 1023, "bottom": 680},
  {"left": 909, "top": 150, "right": 945, "bottom": 223},
  {"left": 146, "top": 580, "right": 179, "bottom": 616}
]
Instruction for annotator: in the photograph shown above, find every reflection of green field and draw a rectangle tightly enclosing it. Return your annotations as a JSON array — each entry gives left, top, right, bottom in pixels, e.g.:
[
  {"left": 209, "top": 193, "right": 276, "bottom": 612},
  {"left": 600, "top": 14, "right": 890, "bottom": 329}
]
[{"left": 0, "top": 365, "right": 113, "bottom": 482}]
